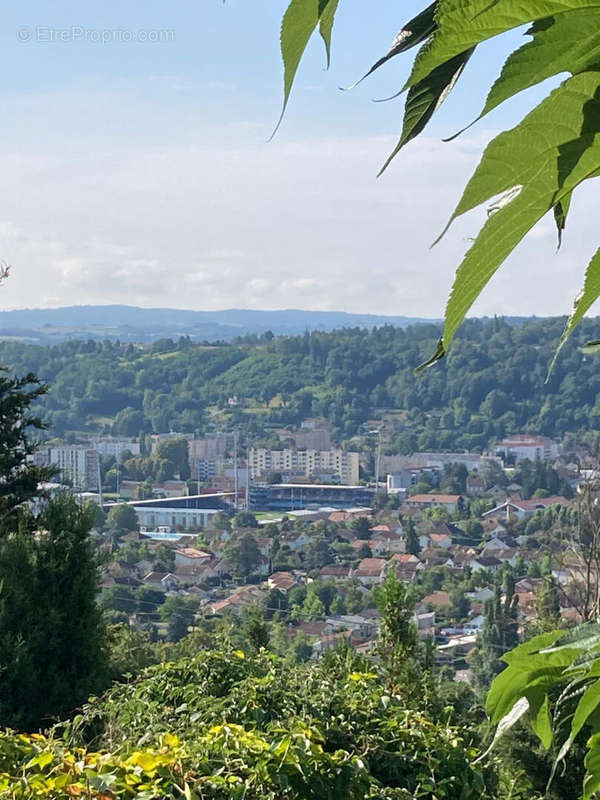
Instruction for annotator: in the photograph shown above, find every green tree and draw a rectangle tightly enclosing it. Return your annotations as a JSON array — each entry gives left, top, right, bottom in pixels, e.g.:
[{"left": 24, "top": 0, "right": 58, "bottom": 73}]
[
  {"left": 302, "top": 591, "right": 326, "bottom": 621},
  {"left": 242, "top": 606, "right": 270, "bottom": 651},
  {"left": 159, "top": 596, "right": 199, "bottom": 643},
  {"left": 224, "top": 532, "right": 261, "bottom": 579},
  {"left": 471, "top": 573, "right": 519, "bottom": 694},
  {"left": 106, "top": 503, "right": 138, "bottom": 533},
  {"left": 233, "top": 511, "right": 259, "bottom": 529},
  {"left": 374, "top": 569, "right": 417, "bottom": 682},
  {"left": 156, "top": 437, "right": 190, "bottom": 480},
  {"left": 0, "top": 494, "right": 106, "bottom": 730},
  {"left": 0, "top": 369, "right": 56, "bottom": 524},
  {"left": 404, "top": 516, "right": 420, "bottom": 556}
]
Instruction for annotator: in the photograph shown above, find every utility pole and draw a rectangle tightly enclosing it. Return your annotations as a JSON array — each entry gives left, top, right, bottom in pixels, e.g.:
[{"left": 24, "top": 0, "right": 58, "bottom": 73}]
[
  {"left": 233, "top": 430, "right": 238, "bottom": 511},
  {"left": 374, "top": 430, "right": 382, "bottom": 498}
]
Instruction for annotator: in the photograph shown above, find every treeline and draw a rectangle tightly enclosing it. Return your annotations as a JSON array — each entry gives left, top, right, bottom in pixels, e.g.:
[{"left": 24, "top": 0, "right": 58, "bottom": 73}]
[{"left": 0, "top": 316, "right": 599, "bottom": 447}]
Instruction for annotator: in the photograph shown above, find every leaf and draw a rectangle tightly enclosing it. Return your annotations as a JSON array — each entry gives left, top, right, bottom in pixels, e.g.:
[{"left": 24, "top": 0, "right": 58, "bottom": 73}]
[
  {"left": 584, "top": 733, "right": 600, "bottom": 800},
  {"left": 478, "top": 13, "right": 600, "bottom": 122},
  {"left": 422, "top": 71, "right": 600, "bottom": 365},
  {"left": 553, "top": 680, "right": 600, "bottom": 775},
  {"left": 378, "top": 47, "right": 474, "bottom": 174},
  {"left": 583, "top": 339, "right": 600, "bottom": 353},
  {"left": 319, "top": 0, "right": 340, "bottom": 67},
  {"left": 549, "top": 247, "right": 600, "bottom": 373},
  {"left": 553, "top": 191, "right": 571, "bottom": 249},
  {"left": 527, "top": 687, "right": 553, "bottom": 749},
  {"left": 274, "top": 0, "right": 339, "bottom": 136},
  {"left": 347, "top": 2, "right": 438, "bottom": 89},
  {"left": 406, "top": 0, "right": 600, "bottom": 90},
  {"left": 475, "top": 696, "right": 530, "bottom": 762}
]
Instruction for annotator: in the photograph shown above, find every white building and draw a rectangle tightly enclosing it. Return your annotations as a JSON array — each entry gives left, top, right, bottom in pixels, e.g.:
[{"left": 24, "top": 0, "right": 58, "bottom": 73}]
[
  {"left": 92, "top": 438, "right": 140, "bottom": 459},
  {"left": 133, "top": 505, "right": 219, "bottom": 531},
  {"left": 249, "top": 448, "right": 359, "bottom": 485},
  {"left": 496, "top": 435, "right": 559, "bottom": 463},
  {"left": 48, "top": 446, "right": 100, "bottom": 490}
]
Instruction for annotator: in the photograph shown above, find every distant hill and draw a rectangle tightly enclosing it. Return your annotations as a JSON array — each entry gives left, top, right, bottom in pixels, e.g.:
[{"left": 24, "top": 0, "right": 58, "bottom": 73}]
[{"left": 0, "top": 305, "right": 439, "bottom": 344}]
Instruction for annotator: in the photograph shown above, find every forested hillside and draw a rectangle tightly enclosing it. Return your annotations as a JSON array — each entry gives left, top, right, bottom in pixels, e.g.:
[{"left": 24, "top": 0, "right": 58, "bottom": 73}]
[{"left": 1, "top": 317, "right": 598, "bottom": 448}]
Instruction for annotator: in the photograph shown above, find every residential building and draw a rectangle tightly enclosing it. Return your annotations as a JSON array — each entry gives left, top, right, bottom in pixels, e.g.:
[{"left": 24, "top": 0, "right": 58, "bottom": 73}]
[
  {"left": 249, "top": 448, "right": 360, "bottom": 485},
  {"left": 482, "top": 496, "right": 571, "bottom": 521},
  {"left": 404, "top": 493, "right": 463, "bottom": 513},
  {"left": 48, "top": 446, "right": 100, "bottom": 490},
  {"left": 91, "top": 437, "right": 140, "bottom": 459},
  {"left": 496, "top": 434, "right": 559, "bottom": 463}
]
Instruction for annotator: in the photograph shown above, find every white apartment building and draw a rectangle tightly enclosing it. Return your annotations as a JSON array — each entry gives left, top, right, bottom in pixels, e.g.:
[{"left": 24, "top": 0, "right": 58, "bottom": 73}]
[
  {"left": 92, "top": 438, "right": 140, "bottom": 459},
  {"left": 249, "top": 448, "right": 360, "bottom": 485},
  {"left": 496, "top": 435, "right": 559, "bottom": 463},
  {"left": 48, "top": 446, "right": 100, "bottom": 490}
]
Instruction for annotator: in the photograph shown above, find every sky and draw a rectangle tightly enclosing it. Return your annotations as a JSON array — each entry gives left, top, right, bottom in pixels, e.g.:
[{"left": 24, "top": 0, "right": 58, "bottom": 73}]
[{"left": 0, "top": 0, "right": 597, "bottom": 317}]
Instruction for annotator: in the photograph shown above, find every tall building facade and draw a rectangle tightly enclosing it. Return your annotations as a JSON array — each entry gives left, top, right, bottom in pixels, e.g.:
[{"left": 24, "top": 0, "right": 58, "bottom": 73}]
[
  {"left": 249, "top": 448, "right": 360, "bottom": 485},
  {"left": 48, "top": 446, "right": 100, "bottom": 490}
]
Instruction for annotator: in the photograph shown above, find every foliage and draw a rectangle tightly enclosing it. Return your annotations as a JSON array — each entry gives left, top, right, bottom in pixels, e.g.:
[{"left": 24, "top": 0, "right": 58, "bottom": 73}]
[
  {"left": 471, "top": 574, "right": 519, "bottom": 694},
  {"left": 224, "top": 532, "right": 261, "bottom": 579},
  {"left": 0, "top": 368, "right": 55, "bottom": 523},
  {"left": 7, "top": 319, "right": 600, "bottom": 448},
  {"left": 0, "top": 493, "right": 106, "bottom": 730},
  {"left": 8, "top": 645, "right": 493, "bottom": 799},
  {"left": 275, "top": 0, "right": 600, "bottom": 367},
  {"left": 106, "top": 503, "right": 138, "bottom": 532}
]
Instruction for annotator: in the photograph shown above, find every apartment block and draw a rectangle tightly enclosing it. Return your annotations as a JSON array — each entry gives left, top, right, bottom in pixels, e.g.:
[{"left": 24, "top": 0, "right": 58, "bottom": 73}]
[
  {"left": 249, "top": 448, "right": 359, "bottom": 485},
  {"left": 48, "top": 446, "right": 100, "bottom": 490}
]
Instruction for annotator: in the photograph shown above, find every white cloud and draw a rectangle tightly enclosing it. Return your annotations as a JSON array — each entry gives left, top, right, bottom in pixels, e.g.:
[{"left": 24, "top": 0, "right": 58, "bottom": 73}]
[{"left": 0, "top": 122, "right": 598, "bottom": 318}]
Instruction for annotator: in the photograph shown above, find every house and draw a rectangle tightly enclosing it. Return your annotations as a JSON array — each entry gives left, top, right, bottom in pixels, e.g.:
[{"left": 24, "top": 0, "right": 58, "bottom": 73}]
[
  {"left": 207, "top": 584, "right": 266, "bottom": 614},
  {"left": 466, "top": 476, "right": 486, "bottom": 497},
  {"left": 427, "top": 532, "right": 453, "bottom": 550},
  {"left": 370, "top": 532, "right": 405, "bottom": 556},
  {"left": 325, "top": 614, "right": 377, "bottom": 640},
  {"left": 143, "top": 571, "right": 180, "bottom": 591},
  {"left": 420, "top": 591, "right": 452, "bottom": 610},
  {"left": 469, "top": 555, "right": 502, "bottom": 573},
  {"left": 153, "top": 480, "right": 189, "bottom": 498},
  {"left": 467, "top": 586, "right": 494, "bottom": 602},
  {"left": 481, "top": 537, "right": 513, "bottom": 554},
  {"left": 268, "top": 571, "right": 301, "bottom": 593},
  {"left": 279, "top": 531, "right": 311, "bottom": 551},
  {"left": 405, "top": 494, "right": 463, "bottom": 513},
  {"left": 174, "top": 547, "right": 212, "bottom": 568},
  {"left": 482, "top": 496, "right": 571, "bottom": 521},
  {"left": 319, "top": 565, "right": 351, "bottom": 581},
  {"left": 353, "top": 557, "right": 388, "bottom": 586}
]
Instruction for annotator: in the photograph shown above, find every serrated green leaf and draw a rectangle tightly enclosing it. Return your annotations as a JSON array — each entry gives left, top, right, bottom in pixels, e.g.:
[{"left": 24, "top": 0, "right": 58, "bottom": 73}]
[
  {"left": 347, "top": 2, "right": 438, "bottom": 90},
  {"left": 549, "top": 247, "right": 600, "bottom": 373},
  {"left": 479, "top": 13, "right": 600, "bottom": 122},
  {"left": 553, "top": 190, "right": 572, "bottom": 248},
  {"left": 379, "top": 46, "right": 473, "bottom": 174},
  {"left": 274, "top": 0, "right": 339, "bottom": 136},
  {"left": 553, "top": 679, "right": 600, "bottom": 774},
  {"left": 319, "top": 0, "right": 340, "bottom": 67},
  {"left": 407, "top": 0, "right": 600, "bottom": 90},
  {"left": 424, "top": 71, "right": 600, "bottom": 364}
]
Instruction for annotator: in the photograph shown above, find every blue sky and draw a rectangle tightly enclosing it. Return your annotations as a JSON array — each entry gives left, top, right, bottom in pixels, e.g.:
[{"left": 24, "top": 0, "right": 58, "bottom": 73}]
[{"left": 0, "top": 1, "right": 597, "bottom": 316}]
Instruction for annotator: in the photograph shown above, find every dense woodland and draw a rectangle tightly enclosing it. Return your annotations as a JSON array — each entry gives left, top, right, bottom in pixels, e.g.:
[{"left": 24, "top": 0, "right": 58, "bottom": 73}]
[{"left": 1, "top": 317, "right": 600, "bottom": 449}]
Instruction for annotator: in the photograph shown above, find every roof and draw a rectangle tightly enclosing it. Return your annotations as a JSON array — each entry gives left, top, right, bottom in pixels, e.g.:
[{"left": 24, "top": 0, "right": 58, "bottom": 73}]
[
  {"left": 174, "top": 547, "right": 211, "bottom": 559},
  {"left": 472, "top": 556, "right": 502, "bottom": 567},
  {"left": 355, "top": 557, "right": 387, "bottom": 576},
  {"left": 421, "top": 591, "right": 452, "bottom": 607},
  {"left": 429, "top": 533, "right": 451, "bottom": 543},
  {"left": 406, "top": 493, "right": 461, "bottom": 504}
]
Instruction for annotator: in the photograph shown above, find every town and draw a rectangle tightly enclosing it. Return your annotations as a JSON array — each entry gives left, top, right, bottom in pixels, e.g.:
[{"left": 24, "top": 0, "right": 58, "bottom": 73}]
[{"left": 36, "top": 418, "right": 592, "bottom": 682}]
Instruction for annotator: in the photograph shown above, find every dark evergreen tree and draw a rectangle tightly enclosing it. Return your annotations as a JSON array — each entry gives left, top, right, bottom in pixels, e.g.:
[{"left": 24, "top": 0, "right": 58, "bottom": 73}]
[
  {"left": 0, "top": 493, "right": 106, "bottom": 730},
  {"left": 0, "top": 369, "right": 55, "bottom": 524},
  {"left": 404, "top": 516, "right": 421, "bottom": 556}
]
